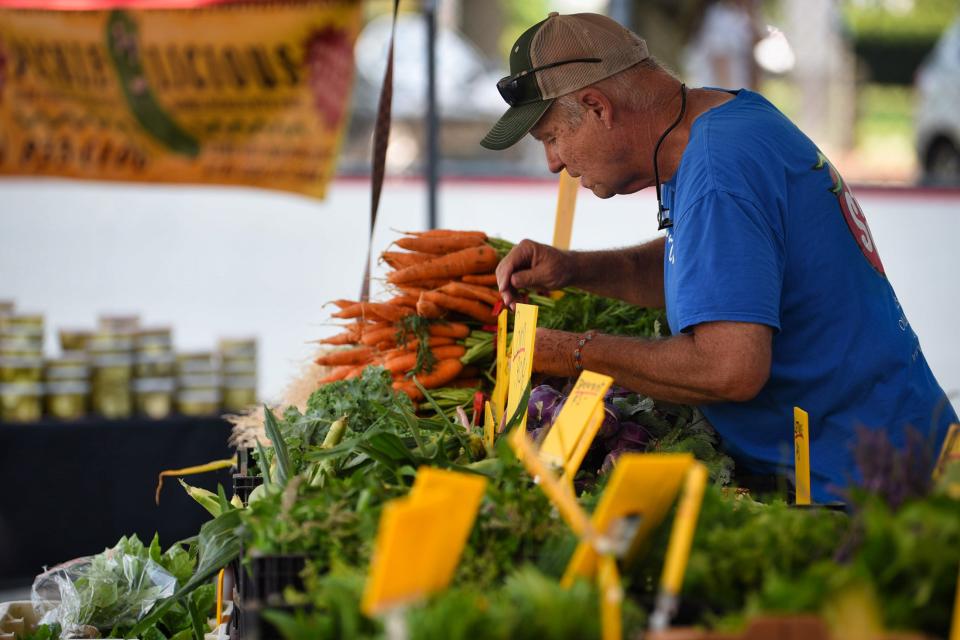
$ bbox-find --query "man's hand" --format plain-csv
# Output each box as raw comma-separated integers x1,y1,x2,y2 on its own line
496,239,575,310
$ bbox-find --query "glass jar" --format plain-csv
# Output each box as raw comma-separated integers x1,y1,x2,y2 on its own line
177,389,221,417
90,352,133,419
223,376,257,412
0,333,43,354
46,380,89,420
0,313,43,335
46,353,90,382
135,328,173,355
0,355,45,383
135,352,176,379
218,337,257,359
177,352,217,376
133,378,175,419
0,382,43,422
59,329,92,352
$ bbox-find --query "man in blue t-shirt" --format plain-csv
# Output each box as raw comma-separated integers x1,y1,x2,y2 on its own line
483,12,956,502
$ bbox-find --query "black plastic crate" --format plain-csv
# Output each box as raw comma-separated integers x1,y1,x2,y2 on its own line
232,473,263,506
248,554,307,605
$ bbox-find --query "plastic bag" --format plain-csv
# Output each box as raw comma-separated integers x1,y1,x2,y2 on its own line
31,537,176,638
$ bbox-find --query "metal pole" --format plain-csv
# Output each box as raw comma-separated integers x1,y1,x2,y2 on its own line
425,0,439,229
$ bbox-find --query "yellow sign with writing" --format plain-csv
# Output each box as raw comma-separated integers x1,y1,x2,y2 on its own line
491,309,509,430
505,303,537,433
562,453,695,586
539,370,614,477
552,169,579,251
0,1,362,198
794,406,811,505
362,466,487,616
483,400,495,449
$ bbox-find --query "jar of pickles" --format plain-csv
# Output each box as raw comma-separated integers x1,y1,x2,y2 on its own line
45,380,89,420
133,378,176,419
0,382,43,422
89,334,134,419
223,376,257,413
59,329,92,352
177,389,222,417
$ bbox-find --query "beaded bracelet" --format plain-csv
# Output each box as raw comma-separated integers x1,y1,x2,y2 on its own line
573,330,597,372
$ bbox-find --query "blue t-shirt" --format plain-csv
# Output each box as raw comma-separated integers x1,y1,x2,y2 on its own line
661,89,956,502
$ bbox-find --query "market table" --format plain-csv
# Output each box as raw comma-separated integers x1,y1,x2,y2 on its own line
0,416,234,588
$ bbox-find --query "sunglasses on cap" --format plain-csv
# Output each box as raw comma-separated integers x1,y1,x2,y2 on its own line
496,57,602,107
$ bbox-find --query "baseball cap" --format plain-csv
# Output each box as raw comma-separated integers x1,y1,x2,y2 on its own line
480,12,649,150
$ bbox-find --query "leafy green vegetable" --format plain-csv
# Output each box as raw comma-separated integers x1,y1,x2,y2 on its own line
532,290,666,338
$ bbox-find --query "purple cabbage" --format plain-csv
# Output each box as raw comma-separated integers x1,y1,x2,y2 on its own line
527,384,565,431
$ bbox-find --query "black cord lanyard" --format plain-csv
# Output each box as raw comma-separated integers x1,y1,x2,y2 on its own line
654,84,688,231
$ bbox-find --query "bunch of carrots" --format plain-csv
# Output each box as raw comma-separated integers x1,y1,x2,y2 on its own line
314,229,504,402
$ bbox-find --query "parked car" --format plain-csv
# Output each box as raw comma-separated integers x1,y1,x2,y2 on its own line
915,17,960,186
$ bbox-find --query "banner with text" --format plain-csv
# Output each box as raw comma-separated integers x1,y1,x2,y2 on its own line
0,0,362,198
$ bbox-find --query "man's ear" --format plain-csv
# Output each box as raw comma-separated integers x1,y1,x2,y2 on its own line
577,88,614,129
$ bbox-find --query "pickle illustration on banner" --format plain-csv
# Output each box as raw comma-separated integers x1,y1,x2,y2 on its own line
506,303,538,433
106,10,199,157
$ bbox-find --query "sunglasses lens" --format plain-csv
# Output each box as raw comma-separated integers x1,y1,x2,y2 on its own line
497,77,519,107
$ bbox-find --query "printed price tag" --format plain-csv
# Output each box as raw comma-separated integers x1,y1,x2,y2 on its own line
491,309,509,430
794,406,811,505
562,453,694,585
505,303,538,433
539,371,614,477
362,467,487,616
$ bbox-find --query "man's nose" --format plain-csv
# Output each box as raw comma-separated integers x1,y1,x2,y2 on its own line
544,146,564,174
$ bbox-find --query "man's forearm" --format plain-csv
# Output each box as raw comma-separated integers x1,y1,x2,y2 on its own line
568,237,665,307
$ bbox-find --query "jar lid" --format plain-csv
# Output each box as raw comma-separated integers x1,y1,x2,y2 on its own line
88,335,134,352
98,315,140,333
45,365,90,381
136,352,176,365
47,352,89,366
179,373,222,388
133,377,176,393
178,389,222,402
0,382,44,395
223,375,257,389
45,380,90,394
91,353,135,367
0,356,45,368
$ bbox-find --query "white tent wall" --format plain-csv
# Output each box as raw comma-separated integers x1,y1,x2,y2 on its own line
0,178,957,414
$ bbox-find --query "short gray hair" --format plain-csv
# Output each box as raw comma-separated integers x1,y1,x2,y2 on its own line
551,57,674,128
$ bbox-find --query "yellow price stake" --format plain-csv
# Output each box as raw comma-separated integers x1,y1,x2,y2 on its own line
563,453,695,586
552,169,579,251
361,467,487,616
483,400,496,449
659,462,708,595
794,406,811,505
950,563,959,640
509,427,594,540
539,371,614,477
491,309,509,431
598,554,623,640
934,423,960,480
505,303,538,433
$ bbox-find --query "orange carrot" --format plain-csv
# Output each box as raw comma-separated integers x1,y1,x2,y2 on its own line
332,302,412,323
380,251,435,270
395,235,486,255
388,245,500,285
401,278,455,290
327,299,357,309
397,285,428,298
392,359,464,399
462,273,498,286
317,329,360,345
344,364,371,380
387,294,419,308
439,282,500,306
422,290,494,323
417,297,445,319
427,322,471,339
385,336,455,355
314,346,374,367
404,229,488,240
383,345,466,374
318,365,355,384
359,325,398,347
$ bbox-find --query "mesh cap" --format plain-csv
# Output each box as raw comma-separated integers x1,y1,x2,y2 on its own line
481,12,649,150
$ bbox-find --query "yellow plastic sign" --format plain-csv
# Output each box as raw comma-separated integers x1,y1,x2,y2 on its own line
539,371,614,478
505,303,538,433
362,467,487,616
950,563,959,640
794,406,811,505
562,453,695,586
491,309,509,431
552,169,579,251
0,1,362,199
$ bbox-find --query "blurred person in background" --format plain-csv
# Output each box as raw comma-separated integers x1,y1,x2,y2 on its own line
482,12,956,502
683,0,763,89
